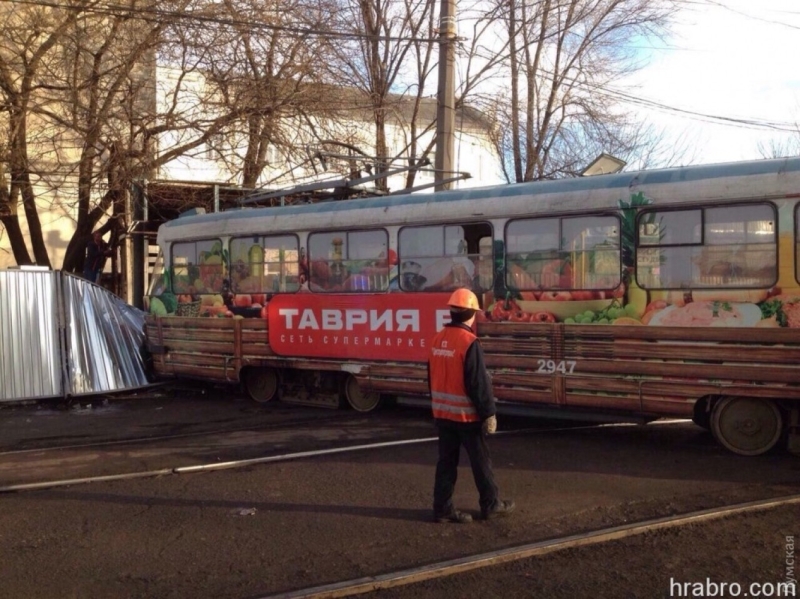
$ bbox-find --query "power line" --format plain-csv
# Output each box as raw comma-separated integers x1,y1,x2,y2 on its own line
4,0,442,43
696,0,800,32
597,86,799,133
5,0,797,136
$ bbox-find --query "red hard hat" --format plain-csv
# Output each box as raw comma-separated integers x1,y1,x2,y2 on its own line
447,288,480,310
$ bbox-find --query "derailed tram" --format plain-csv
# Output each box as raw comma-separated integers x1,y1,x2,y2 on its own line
144,157,800,456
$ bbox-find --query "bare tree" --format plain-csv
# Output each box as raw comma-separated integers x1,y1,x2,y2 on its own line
758,129,800,159
458,0,679,182
0,0,253,272
176,0,337,189
0,0,87,267
326,0,438,191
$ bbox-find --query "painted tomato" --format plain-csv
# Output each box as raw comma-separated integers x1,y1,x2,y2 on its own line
531,311,557,323
233,294,252,307
569,290,594,301
509,310,532,323
474,310,489,323
539,291,572,301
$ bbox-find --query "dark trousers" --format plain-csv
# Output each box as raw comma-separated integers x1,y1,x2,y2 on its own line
433,424,499,515
83,268,100,283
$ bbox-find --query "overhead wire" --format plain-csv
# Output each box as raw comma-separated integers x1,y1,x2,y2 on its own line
5,0,442,43
3,0,797,137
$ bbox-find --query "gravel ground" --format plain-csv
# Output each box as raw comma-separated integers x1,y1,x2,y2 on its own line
364,503,799,599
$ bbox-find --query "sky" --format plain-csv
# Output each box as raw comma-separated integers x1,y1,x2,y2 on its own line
624,0,800,166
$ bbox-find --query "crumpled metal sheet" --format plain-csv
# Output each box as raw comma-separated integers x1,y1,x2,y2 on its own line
0,269,151,402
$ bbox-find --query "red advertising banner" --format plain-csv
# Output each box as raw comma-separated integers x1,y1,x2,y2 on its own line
268,293,453,362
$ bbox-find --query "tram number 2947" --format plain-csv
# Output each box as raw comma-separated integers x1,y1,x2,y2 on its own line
537,360,577,374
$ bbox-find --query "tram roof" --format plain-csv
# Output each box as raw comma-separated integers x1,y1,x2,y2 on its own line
162,156,800,231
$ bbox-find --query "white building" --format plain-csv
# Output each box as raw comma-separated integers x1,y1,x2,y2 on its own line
153,67,505,195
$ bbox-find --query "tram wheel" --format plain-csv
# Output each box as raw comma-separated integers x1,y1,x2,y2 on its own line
710,396,783,456
243,367,280,404
343,374,381,413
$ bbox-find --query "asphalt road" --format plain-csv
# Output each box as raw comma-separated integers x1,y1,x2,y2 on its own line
1,389,798,599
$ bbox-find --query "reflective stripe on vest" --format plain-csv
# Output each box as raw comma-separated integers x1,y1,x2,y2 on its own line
429,326,480,423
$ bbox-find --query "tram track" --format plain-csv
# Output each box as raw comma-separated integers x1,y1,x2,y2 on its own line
261,493,800,599
0,410,361,456
2,410,795,599
0,419,691,493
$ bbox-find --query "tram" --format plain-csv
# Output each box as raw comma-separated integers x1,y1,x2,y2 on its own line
144,156,800,455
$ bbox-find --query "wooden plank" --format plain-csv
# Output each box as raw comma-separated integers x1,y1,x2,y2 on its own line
564,377,642,395
242,330,270,344
560,324,800,344
478,322,800,345
166,353,230,368
151,316,236,330
364,379,429,395
639,380,800,401
564,392,641,412
364,365,427,379
479,339,553,354
573,358,800,384
160,329,236,343
494,388,555,403
163,340,235,354
564,339,800,364
167,364,234,381
491,372,553,390
241,346,278,357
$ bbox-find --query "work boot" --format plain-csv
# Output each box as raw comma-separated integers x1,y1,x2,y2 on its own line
434,510,473,524
481,499,515,520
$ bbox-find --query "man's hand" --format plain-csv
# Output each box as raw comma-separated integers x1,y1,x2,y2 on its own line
483,415,497,435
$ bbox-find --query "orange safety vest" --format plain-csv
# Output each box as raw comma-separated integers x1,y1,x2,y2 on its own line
429,326,481,423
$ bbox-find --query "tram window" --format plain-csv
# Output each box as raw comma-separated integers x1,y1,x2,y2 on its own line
171,239,226,294
636,203,776,289
147,250,168,297
307,229,390,292
230,235,300,293
506,216,620,290
398,223,493,292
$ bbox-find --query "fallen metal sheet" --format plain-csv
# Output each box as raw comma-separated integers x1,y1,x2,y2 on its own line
0,269,150,402
0,269,62,401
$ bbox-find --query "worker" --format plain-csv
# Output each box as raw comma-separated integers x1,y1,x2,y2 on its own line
82,231,113,283
428,288,515,523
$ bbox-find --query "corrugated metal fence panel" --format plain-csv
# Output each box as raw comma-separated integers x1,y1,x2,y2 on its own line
0,270,63,401
0,269,150,402
62,273,150,396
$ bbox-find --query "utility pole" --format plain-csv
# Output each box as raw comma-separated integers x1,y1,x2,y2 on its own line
434,0,456,191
